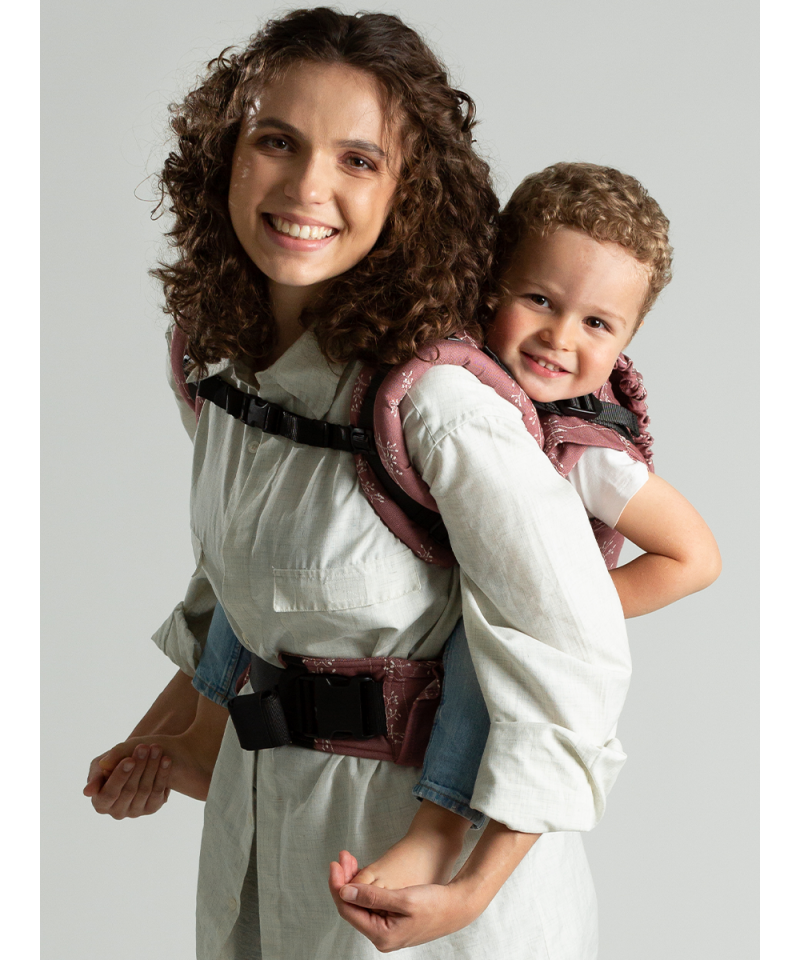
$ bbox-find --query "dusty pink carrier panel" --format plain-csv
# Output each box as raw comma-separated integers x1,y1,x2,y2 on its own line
350,334,544,567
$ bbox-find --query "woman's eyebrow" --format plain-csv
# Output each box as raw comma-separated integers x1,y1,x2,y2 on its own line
252,116,386,159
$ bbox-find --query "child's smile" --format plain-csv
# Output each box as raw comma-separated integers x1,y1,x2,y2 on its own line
487,227,650,403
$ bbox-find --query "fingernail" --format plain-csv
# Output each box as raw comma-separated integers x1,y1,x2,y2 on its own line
123,760,135,772
340,885,357,901
150,745,161,759
161,758,171,769
135,745,148,760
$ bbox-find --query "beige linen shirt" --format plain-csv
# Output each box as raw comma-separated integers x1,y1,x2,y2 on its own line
154,331,631,959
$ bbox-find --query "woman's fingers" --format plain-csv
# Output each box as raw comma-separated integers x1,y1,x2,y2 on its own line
143,753,172,815
127,746,163,817
86,744,172,818
328,869,482,951
89,755,139,817
339,882,411,915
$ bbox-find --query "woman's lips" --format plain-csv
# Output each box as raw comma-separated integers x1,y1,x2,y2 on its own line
521,353,571,378
261,213,339,251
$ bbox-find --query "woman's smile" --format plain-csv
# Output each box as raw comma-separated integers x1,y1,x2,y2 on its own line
228,61,401,323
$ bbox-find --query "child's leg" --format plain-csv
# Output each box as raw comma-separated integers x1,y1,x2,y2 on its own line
192,603,252,705
355,618,490,888
413,617,490,828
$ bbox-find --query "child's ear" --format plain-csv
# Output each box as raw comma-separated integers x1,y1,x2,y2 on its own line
628,316,645,343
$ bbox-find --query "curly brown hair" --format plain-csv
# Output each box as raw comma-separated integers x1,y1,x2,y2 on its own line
152,7,500,372
495,162,673,325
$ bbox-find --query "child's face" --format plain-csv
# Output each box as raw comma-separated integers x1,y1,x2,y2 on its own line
228,61,400,315
487,227,649,403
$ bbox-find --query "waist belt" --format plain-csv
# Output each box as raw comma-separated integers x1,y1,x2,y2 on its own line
228,652,442,768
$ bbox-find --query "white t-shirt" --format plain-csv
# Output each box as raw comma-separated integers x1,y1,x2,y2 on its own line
567,445,650,528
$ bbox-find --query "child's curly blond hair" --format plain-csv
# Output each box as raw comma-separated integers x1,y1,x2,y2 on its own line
496,162,673,325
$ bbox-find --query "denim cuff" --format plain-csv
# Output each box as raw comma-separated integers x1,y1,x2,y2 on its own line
412,778,488,829
192,636,251,706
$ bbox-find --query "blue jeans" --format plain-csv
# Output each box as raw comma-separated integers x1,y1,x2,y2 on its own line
192,603,251,705
193,607,488,826
412,618,488,827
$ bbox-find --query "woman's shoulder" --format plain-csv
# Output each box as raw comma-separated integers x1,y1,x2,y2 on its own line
401,363,527,440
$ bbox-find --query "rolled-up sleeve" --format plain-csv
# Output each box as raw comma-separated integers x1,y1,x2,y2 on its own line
402,365,631,833
151,561,218,676
151,333,216,675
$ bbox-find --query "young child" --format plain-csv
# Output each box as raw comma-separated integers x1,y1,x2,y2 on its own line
86,164,721,882
342,160,722,893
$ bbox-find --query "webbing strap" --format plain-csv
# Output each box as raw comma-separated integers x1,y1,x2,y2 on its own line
479,344,638,439
533,395,640,439
197,375,375,454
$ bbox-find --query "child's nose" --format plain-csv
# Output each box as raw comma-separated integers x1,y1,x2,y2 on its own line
539,317,575,350
284,153,332,205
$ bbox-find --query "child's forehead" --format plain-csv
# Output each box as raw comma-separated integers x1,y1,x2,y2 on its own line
507,227,646,282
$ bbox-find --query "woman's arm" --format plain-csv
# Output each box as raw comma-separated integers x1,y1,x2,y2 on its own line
329,824,541,952
83,669,198,817
610,473,722,619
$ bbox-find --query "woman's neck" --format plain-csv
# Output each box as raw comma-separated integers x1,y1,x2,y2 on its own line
258,282,323,370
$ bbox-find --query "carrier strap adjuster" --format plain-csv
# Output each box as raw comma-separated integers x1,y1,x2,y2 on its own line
197,376,377,454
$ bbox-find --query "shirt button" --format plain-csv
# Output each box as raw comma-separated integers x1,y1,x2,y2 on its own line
247,440,260,454
229,897,238,912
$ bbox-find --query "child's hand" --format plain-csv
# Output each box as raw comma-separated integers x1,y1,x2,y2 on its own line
84,742,172,819
328,850,484,951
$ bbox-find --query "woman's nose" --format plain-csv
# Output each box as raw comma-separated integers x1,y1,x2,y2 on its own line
283,153,332,205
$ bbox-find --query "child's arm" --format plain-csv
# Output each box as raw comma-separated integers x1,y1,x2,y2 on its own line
610,473,721,618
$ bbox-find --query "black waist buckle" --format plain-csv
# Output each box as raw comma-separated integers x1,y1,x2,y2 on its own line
229,662,387,751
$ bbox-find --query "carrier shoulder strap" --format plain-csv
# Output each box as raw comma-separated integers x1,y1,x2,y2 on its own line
349,336,545,567
168,329,651,571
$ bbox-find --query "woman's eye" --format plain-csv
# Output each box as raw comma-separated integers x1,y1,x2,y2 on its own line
345,155,375,171
259,135,291,151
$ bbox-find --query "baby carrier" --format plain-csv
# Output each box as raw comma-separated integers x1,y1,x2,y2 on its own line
171,329,653,570
170,328,653,761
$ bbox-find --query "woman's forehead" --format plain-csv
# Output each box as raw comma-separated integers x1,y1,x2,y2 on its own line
242,62,401,158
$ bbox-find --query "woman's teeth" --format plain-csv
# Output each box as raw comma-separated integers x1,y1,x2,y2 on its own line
270,215,335,240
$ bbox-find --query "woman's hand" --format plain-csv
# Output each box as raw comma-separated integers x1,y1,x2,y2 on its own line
84,743,172,819
84,694,229,816
328,850,486,952
328,821,541,951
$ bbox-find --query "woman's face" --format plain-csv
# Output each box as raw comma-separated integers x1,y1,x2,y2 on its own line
229,61,401,319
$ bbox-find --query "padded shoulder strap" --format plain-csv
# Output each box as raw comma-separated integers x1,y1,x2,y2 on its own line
541,353,654,479
169,326,203,421
350,336,544,567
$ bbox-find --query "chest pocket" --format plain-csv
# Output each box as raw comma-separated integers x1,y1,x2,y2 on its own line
272,551,422,645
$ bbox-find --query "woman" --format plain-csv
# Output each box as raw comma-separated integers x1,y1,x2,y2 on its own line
86,9,630,957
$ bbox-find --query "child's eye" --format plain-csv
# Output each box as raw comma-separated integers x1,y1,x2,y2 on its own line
585,317,609,331
526,294,550,308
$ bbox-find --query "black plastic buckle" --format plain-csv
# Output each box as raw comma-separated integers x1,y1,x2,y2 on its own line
556,394,602,419
350,427,376,455
228,689,293,751
224,387,246,419
293,674,386,740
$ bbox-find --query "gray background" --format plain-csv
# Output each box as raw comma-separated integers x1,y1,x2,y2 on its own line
41,1,758,957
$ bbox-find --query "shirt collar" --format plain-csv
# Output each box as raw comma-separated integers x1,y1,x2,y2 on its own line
185,331,347,419
256,331,346,419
